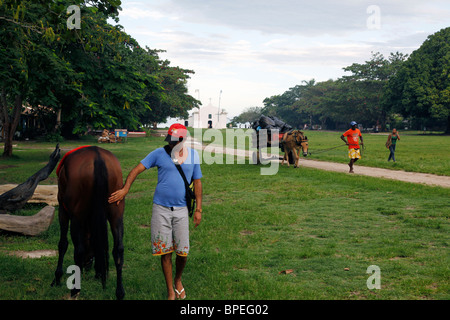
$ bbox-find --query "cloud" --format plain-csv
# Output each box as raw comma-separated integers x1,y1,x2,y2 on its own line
129,27,258,65
155,0,368,36
120,6,166,20
151,0,449,38
123,0,449,64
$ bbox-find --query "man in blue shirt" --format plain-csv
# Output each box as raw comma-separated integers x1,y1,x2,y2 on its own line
108,123,202,300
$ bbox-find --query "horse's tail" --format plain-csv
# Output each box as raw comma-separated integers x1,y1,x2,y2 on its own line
92,147,109,286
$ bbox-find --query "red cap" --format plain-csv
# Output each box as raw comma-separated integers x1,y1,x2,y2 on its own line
165,123,187,142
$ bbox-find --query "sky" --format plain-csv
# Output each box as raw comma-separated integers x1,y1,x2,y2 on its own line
111,0,450,121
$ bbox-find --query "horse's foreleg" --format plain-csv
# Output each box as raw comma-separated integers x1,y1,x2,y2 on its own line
51,208,69,287
111,216,125,300
294,148,300,168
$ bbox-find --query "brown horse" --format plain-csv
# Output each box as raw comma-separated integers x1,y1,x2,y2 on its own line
51,146,125,300
281,130,309,168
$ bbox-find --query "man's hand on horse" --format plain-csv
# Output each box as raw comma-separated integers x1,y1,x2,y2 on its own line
108,189,127,205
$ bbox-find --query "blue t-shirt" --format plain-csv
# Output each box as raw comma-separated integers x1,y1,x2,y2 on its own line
140,147,202,207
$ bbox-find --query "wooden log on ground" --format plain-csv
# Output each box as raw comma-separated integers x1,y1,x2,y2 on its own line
0,185,58,206
0,144,60,213
0,206,55,236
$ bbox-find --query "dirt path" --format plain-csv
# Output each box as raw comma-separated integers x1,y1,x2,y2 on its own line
299,159,450,188
186,138,450,188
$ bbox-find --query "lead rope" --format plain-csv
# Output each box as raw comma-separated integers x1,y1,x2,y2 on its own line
308,144,347,155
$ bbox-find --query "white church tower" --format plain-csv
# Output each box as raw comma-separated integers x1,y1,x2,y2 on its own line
186,101,228,129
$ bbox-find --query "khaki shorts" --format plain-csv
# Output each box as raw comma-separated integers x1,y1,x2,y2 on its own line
348,148,361,159
151,204,190,257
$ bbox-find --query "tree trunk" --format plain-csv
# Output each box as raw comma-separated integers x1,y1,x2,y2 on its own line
1,94,23,158
2,123,13,157
54,108,62,132
446,115,450,135
380,109,387,132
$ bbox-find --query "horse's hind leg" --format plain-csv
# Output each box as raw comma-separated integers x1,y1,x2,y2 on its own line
110,215,125,300
70,218,85,297
51,207,69,287
284,150,290,167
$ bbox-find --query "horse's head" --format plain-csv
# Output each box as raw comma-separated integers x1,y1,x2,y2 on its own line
295,131,309,157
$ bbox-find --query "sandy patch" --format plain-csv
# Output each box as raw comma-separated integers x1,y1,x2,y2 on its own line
7,249,57,259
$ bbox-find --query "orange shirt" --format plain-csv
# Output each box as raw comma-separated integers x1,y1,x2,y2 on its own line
343,128,362,149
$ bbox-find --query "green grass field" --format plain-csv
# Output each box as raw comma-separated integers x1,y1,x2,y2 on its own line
0,132,448,300
304,130,450,176
194,128,450,176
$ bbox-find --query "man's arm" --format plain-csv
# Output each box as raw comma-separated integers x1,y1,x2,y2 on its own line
340,135,348,145
108,163,146,205
193,179,202,228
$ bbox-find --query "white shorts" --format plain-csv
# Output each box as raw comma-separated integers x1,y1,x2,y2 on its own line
151,204,190,257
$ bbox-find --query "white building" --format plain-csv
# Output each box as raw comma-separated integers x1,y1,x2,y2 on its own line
185,102,228,129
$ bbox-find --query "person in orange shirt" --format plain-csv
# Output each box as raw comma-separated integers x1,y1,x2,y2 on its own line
341,121,364,173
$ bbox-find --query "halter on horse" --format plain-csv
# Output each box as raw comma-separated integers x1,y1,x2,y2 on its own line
293,131,309,156
51,146,125,300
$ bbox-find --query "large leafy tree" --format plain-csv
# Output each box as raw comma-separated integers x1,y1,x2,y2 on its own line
63,16,160,134
0,0,124,156
293,80,348,129
0,0,166,156
0,0,76,156
263,52,407,130
262,82,309,128
141,59,200,128
231,106,263,125
383,27,450,132
28,2,160,135
340,51,408,130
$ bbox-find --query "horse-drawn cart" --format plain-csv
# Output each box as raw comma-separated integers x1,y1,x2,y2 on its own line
251,115,292,165
251,115,308,166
